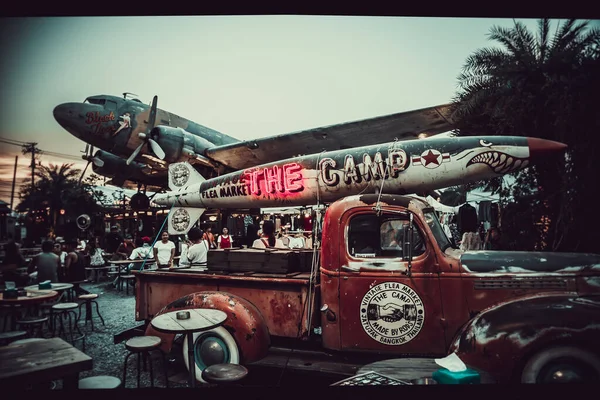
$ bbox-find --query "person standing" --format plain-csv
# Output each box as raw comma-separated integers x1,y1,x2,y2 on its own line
63,240,88,295
252,220,287,249
216,227,232,249
105,225,124,257
185,228,209,270
154,231,176,269
203,226,216,249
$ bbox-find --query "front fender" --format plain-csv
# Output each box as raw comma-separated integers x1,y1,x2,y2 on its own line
449,294,600,383
145,291,271,364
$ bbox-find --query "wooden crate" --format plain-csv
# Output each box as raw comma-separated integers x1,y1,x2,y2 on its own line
207,248,315,274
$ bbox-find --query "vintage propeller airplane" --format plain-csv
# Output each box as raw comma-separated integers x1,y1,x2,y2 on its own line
53,93,457,207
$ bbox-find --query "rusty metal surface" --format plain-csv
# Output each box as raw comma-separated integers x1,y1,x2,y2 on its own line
144,291,270,364
449,294,600,383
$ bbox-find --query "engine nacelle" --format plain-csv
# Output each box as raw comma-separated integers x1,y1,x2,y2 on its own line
150,126,215,163
91,150,164,186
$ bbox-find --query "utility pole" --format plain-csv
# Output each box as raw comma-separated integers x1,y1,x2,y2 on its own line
10,155,18,211
21,142,40,211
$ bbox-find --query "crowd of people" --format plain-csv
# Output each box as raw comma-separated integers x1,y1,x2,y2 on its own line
1,218,317,286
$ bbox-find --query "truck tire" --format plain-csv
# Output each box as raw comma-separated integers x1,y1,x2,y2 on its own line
182,326,240,384
521,346,600,383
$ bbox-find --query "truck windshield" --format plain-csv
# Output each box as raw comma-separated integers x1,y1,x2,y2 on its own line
423,210,454,251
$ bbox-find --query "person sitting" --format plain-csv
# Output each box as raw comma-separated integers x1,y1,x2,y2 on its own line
118,237,154,283
27,240,60,283
1,240,29,287
115,234,134,260
184,228,209,270
252,220,287,249
154,231,176,269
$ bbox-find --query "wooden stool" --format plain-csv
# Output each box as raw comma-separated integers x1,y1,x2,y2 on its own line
76,294,105,331
16,316,49,338
201,363,249,385
52,303,85,351
119,275,135,295
0,330,27,346
123,336,169,388
78,376,122,389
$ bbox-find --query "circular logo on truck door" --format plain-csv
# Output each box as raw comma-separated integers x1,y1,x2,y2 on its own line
359,282,425,346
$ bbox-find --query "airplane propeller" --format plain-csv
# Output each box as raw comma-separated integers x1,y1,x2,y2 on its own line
79,144,104,185
127,95,166,165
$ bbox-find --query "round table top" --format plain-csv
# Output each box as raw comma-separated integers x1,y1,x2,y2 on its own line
0,290,59,305
151,308,227,334
24,283,73,292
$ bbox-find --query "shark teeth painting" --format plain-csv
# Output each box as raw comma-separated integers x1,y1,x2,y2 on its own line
466,151,529,174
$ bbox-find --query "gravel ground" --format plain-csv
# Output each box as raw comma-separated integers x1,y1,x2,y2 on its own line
3,279,342,389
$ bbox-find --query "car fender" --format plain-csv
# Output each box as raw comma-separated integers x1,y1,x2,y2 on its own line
144,291,271,364
448,294,600,383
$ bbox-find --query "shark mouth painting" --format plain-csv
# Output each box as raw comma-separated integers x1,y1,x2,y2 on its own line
466,151,529,174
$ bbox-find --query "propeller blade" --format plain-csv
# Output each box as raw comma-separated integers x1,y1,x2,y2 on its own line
127,143,144,165
147,95,158,132
79,161,91,185
148,138,166,160
92,157,104,167
84,143,89,154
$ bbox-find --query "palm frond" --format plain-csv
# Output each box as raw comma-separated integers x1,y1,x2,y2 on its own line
537,19,551,62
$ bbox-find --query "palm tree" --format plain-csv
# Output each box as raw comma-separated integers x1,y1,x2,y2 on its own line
451,19,600,252
17,163,99,237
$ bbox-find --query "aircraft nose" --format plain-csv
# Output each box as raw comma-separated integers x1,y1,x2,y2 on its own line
527,137,568,158
53,103,78,128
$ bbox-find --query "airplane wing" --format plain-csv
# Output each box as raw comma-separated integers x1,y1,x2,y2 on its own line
205,103,455,170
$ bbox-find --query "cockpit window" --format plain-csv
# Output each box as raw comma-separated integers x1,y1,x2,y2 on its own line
84,98,106,105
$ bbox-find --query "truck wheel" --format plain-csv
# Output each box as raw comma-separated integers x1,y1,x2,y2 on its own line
521,346,600,383
182,326,240,383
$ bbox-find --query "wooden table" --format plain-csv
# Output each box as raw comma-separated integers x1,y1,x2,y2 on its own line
0,337,92,389
356,358,495,384
151,309,227,388
0,290,59,330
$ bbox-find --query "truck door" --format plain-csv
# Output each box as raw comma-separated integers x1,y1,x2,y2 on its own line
339,209,446,355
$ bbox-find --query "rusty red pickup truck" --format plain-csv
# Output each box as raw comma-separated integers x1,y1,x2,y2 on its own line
130,194,600,383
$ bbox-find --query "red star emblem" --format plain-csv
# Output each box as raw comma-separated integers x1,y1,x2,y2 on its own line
422,150,440,166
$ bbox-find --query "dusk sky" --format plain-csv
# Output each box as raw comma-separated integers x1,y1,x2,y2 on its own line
0,16,591,206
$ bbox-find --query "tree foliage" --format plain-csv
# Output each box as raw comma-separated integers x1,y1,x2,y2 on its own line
452,19,600,252
16,163,106,239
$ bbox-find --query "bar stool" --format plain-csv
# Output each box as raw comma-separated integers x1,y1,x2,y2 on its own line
76,294,105,331
119,275,136,295
52,302,85,351
16,316,49,338
0,330,27,346
123,336,169,388
201,363,249,386
79,376,122,389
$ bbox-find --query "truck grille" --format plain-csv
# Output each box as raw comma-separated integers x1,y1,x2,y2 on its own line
474,279,567,290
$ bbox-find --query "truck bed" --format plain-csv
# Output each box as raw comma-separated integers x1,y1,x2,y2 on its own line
134,268,316,338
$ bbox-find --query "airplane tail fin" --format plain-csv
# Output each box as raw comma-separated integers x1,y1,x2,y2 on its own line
168,162,205,192
167,207,205,236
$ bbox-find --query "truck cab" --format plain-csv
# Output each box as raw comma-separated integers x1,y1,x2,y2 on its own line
319,194,600,382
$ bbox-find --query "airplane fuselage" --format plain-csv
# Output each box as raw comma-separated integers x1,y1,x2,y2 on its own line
53,94,239,185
